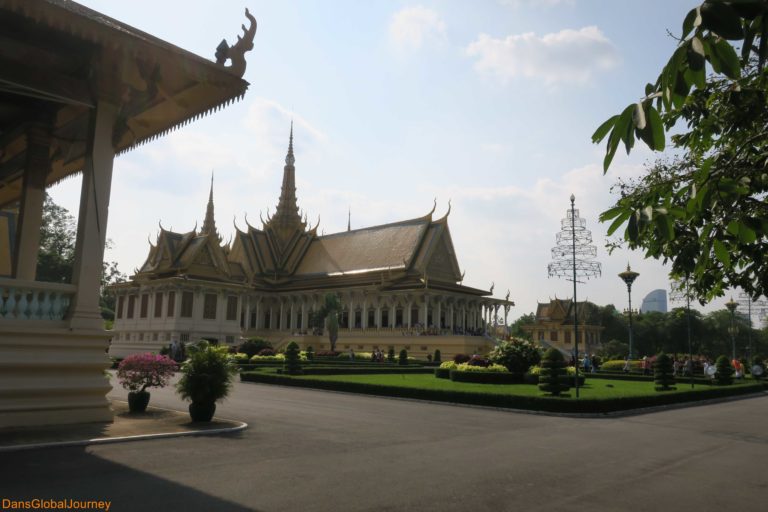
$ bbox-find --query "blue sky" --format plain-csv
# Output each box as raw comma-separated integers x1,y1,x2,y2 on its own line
51,0,754,322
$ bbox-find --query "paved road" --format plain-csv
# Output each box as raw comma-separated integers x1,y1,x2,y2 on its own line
1,377,767,512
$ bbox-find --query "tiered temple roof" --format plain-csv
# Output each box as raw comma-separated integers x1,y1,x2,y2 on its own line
133,128,491,298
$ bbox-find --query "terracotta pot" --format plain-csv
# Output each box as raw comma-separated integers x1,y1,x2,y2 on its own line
128,390,150,413
189,402,216,422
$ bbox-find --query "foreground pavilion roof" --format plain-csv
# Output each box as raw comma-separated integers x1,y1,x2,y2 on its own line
0,0,253,207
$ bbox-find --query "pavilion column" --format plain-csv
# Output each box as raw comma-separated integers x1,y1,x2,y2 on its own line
462,307,466,330
448,304,453,330
242,295,250,329
420,297,428,327
13,122,52,280
406,301,412,327
69,101,118,330
290,300,296,331
361,297,367,329
301,301,307,331
436,301,442,330
375,303,381,329
389,300,396,328
348,296,355,331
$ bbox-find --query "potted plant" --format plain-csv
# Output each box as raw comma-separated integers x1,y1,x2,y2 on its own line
116,353,177,413
176,340,237,422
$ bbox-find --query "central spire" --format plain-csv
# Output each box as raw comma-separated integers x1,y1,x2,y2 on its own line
270,122,303,232
201,171,220,240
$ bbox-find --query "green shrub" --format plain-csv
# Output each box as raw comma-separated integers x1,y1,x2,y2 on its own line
239,338,273,358
434,349,442,363
305,346,314,361
455,363,508,373
434,368,451,379
601,359,642,372
751,355,765,380
539,348,569,396
232,352,250,364
387,348,395,362
283,341,303,375
489,337,541,375
250,354,285,363
399,349,408,366
653,353,676,391
177,340,237,404
715,355,734,385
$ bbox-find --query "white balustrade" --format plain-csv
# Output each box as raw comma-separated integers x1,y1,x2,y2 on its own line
0,278,76,321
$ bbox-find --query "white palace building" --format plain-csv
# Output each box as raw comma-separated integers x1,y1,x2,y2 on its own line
109,128,513,359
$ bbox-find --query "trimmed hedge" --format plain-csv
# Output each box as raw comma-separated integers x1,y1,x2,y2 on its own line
449,370,519,384
240,372,766,414
526,374,586,387
434,368,451,379
589,372,711,384
278,367,433,376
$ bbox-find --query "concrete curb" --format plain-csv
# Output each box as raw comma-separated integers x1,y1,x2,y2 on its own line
240,379,767,419
0,401,248,453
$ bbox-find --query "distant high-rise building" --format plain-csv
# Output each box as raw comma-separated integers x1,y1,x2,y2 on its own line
640,289,667,313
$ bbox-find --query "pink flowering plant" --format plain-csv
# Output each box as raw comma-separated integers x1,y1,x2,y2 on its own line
117,353,177,392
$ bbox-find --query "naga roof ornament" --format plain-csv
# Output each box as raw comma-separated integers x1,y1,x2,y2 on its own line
215,8,257,78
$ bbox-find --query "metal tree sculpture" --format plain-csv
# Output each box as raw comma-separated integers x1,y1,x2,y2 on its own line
548,194,601,398
737,293,768,360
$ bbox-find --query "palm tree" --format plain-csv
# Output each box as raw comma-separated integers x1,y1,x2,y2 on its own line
316,293,341,352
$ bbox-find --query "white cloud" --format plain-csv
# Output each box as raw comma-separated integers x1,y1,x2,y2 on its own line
465,26,620,85
389,6,446,51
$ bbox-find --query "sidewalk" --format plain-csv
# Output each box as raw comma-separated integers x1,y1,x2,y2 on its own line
0,400,247,452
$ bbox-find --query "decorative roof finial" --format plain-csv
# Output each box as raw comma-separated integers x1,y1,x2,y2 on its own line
286,120,295,166
347,207,351,232
201,171,219,240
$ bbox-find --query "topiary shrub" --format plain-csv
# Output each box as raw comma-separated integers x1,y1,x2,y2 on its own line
305,346,314,361
715,355,734,385
433,349,442,363
490,337,542,376
399,349,408,366
387,348,396,363
653,353,676,391
258,348,276,357
283,341,303,375
538,348,569,396
453,353,471,364
239,338,273,358
751,354,765,380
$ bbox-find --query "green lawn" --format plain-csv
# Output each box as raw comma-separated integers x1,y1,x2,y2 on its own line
289,373,740,399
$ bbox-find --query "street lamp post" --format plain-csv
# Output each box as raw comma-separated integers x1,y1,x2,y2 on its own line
618,264,639,360
725,296,738,362
670,276,695,388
